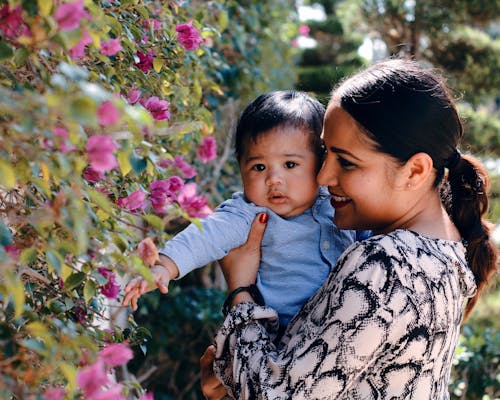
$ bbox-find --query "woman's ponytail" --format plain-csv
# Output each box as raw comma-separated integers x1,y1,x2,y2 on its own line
447,154,498,320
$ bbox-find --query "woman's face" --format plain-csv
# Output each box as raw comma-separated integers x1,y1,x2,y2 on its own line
317,105,409,234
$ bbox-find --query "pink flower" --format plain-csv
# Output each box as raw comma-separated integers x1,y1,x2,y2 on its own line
43,386,66,400
175,20,203,50
135,51,153,72
4,244,21,261
197,136,217,163
139,392,154,400
158,156,197,179
137,238,159,266
69,29,92,59
149,177,184,212
97,101,121,126
98,343,133,367
291,39,299,48
177,183,212,218
83,166,105,182
144,96,170,121
54,0,90,31
127,89,142,105
116,190,147,213
0,5,24,39
98,268,121,300
91,384,126,400
298,25,310,36
86,135,118,173
54,127,76,153
101,38,122,56
77,359,109,397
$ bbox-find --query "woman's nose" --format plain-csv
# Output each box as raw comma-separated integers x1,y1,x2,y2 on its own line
317,157,338,187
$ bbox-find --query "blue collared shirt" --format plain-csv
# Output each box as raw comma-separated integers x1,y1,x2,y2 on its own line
160,187,369,327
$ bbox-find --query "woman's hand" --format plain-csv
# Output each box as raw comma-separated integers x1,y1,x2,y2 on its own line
200,345,228,400
219,213,268,292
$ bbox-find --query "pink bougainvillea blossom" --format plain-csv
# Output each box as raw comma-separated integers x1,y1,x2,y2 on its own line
298,25,310,36
0,5,24,39
43,386,66,400
175,20,203,50
90,384,126,400
127,89,141,105
83,166,105,183
149,176,184,212
158,156,197,179
98,343,133,367
54,127,76,153
137,237,159,266
135,51,154,72
97,101,121,126
116,190,147,213
69,29,93,60
86,135,118,173
197,136,217,163
77,359,109,397
4,244,21,261
177,183,212,218
144,96,170,121
101,38,122,56
98,268,121,300
54,0,90,31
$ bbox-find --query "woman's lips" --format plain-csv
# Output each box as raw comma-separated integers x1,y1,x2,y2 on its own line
330,194,351,209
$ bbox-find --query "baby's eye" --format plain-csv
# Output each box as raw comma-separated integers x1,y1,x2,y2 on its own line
337,156,355,169
251,164,265,171
285,161,297,169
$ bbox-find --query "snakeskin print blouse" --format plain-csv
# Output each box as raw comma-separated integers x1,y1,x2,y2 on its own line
214,229,477,399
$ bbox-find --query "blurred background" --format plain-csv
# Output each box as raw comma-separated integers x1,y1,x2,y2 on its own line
128,1,499,399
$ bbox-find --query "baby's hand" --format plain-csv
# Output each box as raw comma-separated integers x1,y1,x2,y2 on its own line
122,265,171,311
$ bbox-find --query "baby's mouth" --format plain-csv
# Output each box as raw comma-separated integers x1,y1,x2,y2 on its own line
268,191,287,204
330,194,351,209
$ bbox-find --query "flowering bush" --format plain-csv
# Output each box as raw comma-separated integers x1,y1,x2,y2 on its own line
0,0,297,398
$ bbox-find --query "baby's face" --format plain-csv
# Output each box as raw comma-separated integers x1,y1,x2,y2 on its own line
239,126,319,218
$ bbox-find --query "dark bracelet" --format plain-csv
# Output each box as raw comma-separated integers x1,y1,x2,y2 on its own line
222,284,265,316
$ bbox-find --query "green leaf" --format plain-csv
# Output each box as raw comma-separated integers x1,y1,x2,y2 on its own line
46,249,63,275
20,338,46,353
0,222,13,246
70,97,97,125
219,10,229,32
64,272,86,291
129,152,147,174
0,42,14,61
117,149,132,176
0,159,16,189
19,248,37,265
83,280,97,302
87,188,115,215
143,214,164,231
5,271,25,319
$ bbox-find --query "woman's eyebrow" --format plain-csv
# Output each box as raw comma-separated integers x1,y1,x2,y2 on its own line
329,146,362,161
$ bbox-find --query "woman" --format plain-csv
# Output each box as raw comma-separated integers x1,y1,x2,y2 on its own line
202,59,497,399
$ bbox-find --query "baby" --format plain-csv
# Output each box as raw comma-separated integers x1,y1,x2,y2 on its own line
123,90,368,329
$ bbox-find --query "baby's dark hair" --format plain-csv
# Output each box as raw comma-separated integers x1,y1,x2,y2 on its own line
332,58,497,320
234,90,325,167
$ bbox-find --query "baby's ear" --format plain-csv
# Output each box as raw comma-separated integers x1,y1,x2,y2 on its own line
402,152,434,190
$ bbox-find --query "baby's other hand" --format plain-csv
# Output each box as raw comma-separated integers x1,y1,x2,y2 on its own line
122,265,171,311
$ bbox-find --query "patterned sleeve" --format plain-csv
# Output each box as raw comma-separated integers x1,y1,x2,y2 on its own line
213,240,398,399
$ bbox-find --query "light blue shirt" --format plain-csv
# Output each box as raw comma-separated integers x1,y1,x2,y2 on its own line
159,187,369,327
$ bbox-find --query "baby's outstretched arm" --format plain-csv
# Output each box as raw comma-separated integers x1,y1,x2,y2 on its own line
122,239,180,310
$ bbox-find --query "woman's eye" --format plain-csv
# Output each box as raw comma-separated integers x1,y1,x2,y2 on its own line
285,161,297,168
251,164,265,171
337,156,355,169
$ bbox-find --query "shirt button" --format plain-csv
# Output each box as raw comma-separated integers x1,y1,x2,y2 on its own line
323,241,330,250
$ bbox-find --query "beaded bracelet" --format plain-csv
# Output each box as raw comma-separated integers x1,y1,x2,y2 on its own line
222,284,265,316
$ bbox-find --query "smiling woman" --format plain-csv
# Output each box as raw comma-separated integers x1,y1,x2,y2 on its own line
206,59,498,400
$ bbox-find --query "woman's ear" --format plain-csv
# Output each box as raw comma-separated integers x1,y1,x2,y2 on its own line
401,152,434,190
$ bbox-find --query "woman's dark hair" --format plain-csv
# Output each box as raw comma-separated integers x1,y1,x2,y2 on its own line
332,58,497,320
234,90,325,168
